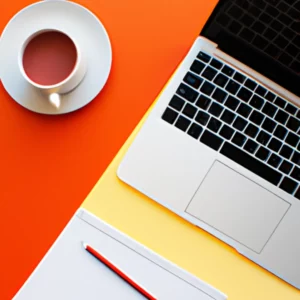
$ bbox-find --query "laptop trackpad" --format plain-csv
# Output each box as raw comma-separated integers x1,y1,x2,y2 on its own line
186,161,290,253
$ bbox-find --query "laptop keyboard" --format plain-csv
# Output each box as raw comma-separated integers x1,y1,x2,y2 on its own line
161,51,300,199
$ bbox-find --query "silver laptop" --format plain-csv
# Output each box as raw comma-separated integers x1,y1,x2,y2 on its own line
118,0,300,289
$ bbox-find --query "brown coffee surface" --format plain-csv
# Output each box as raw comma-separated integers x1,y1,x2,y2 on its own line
23,31,77,86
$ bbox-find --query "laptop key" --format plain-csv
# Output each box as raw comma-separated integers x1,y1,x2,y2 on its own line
232,132,246,146
285,104,297,115
212,88,227,103
285,132,299,147
286,117,300,133
214,73,229,88
245,79,257,90
233,116,247,131
220,125,234,140
291,166,300,181
221,109,236,125
175,116,191,132
268,153,282,168
256,130,271,146
190,60,205,75
237,103,252,118
187,123,203,139
182,103,197,119
169,95,185,112
233,72,246,83
183,72,203,89
209,102,224,117
291,167,300,181
207,117,222,133
249,110,264,126
274,97,286,108
265,91,276,102
162,108,178,124
210,58,223,70
195,110,210,126
275,109,289,125
245,123,259,138
196,95,211,110
225,96,240,110
274,125,287,139
250,95,264,110
225,80,240,95
197,51,211,63
255,146,270,161
280,145,293,160
268,138,282,153
200,130,223,151
221,65,234,76
279,177,298,194
200,81,215,96
237,87,252,102
262,118,276,133
262,102,277,118
279,160,293,175
244,139,258,154
220,142,282,185
255,85,267,97
176,83,199,102
202,66,218,81
292,152,300,166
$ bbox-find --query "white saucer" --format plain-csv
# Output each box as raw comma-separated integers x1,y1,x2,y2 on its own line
0,0,112,114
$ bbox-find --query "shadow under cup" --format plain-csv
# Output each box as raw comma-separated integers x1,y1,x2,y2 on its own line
22,31,78,86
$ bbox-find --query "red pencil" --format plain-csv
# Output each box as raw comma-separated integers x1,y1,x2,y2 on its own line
82,242,157,300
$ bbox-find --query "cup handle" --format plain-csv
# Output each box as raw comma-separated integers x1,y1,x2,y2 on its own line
49,93,61,109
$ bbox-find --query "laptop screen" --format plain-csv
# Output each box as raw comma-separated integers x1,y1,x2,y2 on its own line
201,0,300,98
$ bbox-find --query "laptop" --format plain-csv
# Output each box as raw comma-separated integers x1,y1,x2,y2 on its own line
118,0,300,289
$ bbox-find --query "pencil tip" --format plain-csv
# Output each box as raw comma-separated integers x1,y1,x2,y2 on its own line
82,241,87,249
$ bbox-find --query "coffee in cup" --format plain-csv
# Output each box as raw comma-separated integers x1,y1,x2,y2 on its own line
19,29,87,109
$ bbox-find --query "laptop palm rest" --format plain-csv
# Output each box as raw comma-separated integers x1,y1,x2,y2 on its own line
186,161,290,253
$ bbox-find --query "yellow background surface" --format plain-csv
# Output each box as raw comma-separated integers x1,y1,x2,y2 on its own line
82,80,300,300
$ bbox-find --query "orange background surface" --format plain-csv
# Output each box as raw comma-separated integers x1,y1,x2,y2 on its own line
0,0,217,299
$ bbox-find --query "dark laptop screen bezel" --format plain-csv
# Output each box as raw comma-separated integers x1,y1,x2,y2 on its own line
201,0,300,98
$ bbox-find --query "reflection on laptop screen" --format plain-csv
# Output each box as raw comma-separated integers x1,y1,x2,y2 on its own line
202,0,300,97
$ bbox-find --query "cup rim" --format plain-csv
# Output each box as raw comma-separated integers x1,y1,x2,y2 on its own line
18,29,81,89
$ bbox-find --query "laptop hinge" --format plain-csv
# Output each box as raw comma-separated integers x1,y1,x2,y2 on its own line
197,37,218,55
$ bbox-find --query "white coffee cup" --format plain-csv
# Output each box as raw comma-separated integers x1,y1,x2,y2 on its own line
18,29,87,109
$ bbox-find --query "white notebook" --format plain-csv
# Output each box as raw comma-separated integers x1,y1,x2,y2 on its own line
14,209,227,300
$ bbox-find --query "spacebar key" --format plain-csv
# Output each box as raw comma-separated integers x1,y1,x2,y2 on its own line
220,142,282,186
